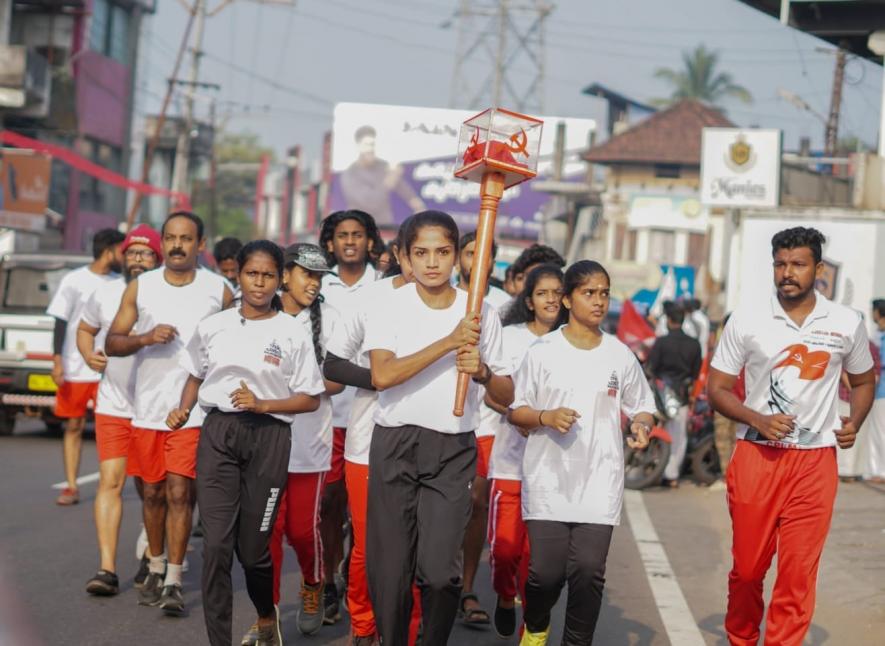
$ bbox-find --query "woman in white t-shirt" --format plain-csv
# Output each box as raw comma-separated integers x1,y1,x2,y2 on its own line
265,243,344,638
509,260,656,646
482,264,566,638
363,210,514,646
167,240,325,646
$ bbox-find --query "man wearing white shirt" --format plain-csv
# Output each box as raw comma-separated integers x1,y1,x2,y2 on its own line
317,208,381,621
77,224,162,595
47,228,124,506
708,227,875,646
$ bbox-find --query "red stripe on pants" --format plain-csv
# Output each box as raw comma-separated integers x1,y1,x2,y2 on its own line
270,472,326,605
726,441,837,646
488,478,529,604
345,460,422,642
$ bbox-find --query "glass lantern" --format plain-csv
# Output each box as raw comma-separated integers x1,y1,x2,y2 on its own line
454,108,543,189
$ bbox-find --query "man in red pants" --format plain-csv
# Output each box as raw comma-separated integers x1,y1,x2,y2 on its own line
708,227,875,646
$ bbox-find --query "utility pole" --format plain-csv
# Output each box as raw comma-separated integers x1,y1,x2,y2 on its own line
825,46,847,157
171,0,207,195
449,0,552,113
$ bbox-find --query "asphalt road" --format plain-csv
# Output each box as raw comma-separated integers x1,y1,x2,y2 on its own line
2,417,884,645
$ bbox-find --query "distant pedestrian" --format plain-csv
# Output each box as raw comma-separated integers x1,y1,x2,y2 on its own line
862,299,885,482
212,237,243,288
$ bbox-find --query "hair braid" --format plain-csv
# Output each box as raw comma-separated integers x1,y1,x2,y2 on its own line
309,296,324,364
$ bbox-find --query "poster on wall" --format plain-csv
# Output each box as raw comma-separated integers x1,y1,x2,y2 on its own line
700,128,781,208
328,102,595,239
0,149,51,232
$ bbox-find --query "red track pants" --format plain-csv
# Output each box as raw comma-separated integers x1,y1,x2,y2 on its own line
726,441,838,646
270,472,326,605
345,460,421,642
488,478,529,604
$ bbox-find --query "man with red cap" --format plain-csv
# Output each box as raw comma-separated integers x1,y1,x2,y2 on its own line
78,224,163,596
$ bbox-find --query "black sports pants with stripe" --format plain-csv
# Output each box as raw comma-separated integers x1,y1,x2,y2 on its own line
366,424,477,646
196,410,291,646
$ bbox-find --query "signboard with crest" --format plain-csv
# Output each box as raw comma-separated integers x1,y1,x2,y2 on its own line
700,128,781,208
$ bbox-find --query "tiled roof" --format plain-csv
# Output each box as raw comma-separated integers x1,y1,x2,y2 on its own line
583,99,734,165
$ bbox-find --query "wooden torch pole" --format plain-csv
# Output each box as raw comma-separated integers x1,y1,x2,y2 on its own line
453,170,505,417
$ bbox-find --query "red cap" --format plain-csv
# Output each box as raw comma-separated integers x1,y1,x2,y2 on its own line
123,224,163,262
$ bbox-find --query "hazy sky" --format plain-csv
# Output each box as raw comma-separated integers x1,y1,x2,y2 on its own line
137,0,883,161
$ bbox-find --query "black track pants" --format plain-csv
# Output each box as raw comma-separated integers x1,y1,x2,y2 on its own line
196,410,291,646
524,520,614,645
366,424,476,646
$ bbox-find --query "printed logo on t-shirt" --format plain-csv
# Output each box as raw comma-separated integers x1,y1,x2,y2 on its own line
607,371,619,397
263,340,282,367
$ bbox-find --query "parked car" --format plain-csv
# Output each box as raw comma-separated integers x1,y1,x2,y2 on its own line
0,251,91,435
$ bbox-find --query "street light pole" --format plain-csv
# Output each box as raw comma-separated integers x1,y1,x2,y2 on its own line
171,0,207,196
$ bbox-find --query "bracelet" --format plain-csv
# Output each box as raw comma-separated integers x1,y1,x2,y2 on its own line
471,363,492,385
538,410,545,428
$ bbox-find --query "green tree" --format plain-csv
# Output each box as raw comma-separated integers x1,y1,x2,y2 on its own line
652,44,753,109
191,132,275,243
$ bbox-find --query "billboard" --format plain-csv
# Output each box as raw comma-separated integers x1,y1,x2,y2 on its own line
0,149,51,232
328,102,596,239
700,128,781,208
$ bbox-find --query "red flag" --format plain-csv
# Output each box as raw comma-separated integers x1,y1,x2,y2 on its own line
617,299,655,351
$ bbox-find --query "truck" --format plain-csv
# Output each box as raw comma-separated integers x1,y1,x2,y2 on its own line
0,251,91,435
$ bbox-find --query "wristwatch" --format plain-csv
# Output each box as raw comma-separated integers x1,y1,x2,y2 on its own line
472,363,492,385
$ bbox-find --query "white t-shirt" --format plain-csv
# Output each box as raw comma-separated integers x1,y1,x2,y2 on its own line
80,277,135,418
485,285,512,313
182,308,325,426
485,323,541,479
365,283,511,435
514,330,656,525
321,265,378,428
711,292,873,449
132,268,227,430
46,265,118,383
325,277,397,465
287,303,338,473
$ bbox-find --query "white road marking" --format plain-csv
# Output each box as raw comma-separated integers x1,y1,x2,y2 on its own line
51,471,100,490
624,489,707,646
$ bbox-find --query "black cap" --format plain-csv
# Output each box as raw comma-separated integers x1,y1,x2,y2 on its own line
284,243,336,274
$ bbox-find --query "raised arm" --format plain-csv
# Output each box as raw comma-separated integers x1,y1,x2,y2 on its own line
105,280,177,357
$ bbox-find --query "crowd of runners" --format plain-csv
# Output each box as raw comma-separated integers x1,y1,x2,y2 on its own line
44,207,882,646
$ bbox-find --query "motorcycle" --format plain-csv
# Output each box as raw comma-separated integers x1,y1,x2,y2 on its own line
684,396,721,485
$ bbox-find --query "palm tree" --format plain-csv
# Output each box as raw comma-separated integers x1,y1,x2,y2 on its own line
652,44,752,109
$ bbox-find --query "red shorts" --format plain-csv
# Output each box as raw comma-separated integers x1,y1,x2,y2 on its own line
327,427,346,484
127,426,200,483
95,413,133,462
475,435,495,479
53,381,98,419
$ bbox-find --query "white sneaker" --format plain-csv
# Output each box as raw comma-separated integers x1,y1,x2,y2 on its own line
183,556,189,573
708,479,727,492
136,525,148,561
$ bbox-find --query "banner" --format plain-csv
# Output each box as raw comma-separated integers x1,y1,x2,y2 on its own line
0,149,51,232
328,103,595,238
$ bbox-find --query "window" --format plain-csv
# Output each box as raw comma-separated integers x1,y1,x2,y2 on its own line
687,232,707,268
613,223,637,261
78,139,125,216
89,0,131,65
648,230,675,265
654,164,681,179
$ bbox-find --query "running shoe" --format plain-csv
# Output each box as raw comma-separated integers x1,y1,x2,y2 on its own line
297,581,325,635
240,622,261,646
85,570,119,596
248,605,283,646
138,572,164,606
323,582,341,625
56,487,79,506
493,597,517,638
134,555,150,588
350,634,377,646
519,625,550,646
159,583,185,616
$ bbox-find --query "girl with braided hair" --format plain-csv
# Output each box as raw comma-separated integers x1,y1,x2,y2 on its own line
255,243,344,643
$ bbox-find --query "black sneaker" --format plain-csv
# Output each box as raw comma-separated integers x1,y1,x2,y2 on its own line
134,555,150,588
159,583,185,616
138,572,164,606
86,570,119,596
493,598,517,638
323,582,340,625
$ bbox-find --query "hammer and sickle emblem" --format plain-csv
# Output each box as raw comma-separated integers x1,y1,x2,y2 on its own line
507,129,529,157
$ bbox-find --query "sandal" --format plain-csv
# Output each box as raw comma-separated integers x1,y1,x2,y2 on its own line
459,592,490,629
